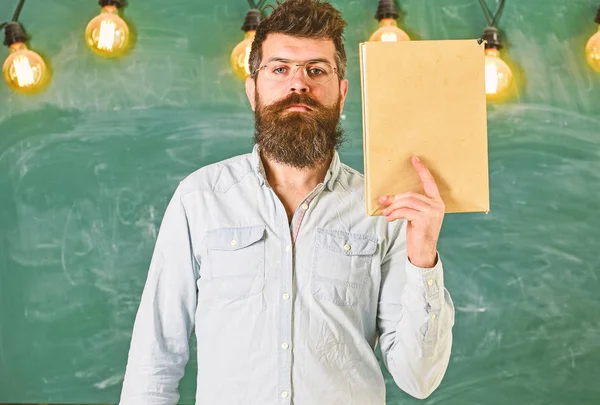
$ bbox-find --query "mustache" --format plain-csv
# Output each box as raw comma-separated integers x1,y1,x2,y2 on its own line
267,92,322,112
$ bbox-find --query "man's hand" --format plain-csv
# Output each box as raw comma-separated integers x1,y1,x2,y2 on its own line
379,156,445,268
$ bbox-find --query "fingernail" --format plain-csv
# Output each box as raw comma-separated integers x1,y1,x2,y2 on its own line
414,156,421,162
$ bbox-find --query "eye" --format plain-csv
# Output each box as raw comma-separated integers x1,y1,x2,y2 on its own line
308,67,326,76
271,65,289,75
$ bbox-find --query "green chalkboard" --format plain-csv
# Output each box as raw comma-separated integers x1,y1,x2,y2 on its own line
1,0,599,404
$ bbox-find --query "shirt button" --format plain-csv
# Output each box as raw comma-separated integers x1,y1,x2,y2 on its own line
282,293,290,300
281,391,289,398
301,203,309,210
281,342,289,350
343,244,351,251
285,245,291,252
427,279,434,286
431,314,437,321
230,239,237,247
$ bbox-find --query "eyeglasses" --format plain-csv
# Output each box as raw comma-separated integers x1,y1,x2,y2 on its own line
251,60,339,83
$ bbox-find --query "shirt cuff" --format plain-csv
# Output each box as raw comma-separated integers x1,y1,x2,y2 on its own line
405,252,446,357
405,252,444,297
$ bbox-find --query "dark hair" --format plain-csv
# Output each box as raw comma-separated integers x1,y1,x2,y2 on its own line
248,0,348,80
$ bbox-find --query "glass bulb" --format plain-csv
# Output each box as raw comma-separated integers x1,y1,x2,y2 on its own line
85,5,130,58
2,42,49,93
369,18,410,42
231,30,255,80
585,26,600,72
484,48,513,97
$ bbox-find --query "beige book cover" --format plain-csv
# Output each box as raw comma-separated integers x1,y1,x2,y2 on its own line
359,39,489,216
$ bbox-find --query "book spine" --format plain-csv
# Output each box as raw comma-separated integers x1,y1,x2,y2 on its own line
359,43,372,216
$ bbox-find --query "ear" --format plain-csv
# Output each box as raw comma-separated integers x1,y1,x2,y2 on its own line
339,79,349,113
245,76,257,111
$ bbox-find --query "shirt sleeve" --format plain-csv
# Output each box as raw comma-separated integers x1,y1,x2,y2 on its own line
376,220,455,400
119,185,199,405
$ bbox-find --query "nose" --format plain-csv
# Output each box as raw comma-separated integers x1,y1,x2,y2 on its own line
288,66,309,93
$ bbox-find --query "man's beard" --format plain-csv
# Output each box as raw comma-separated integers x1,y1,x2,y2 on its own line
253,90,345,169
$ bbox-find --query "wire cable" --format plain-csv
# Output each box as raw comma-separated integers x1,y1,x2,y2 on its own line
477,0,506,27
11,0,26,22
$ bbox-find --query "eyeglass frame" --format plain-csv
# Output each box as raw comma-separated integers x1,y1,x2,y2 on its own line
250,59,340,83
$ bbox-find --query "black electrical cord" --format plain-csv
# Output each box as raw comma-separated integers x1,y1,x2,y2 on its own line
247,0,267,10
478,0,506,27
12,0,26,21
3,0,29,47
1,0,26,35
478,0,507,49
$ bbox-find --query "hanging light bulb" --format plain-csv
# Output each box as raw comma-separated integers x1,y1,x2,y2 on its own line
2,22,49,94
370,18,410,42
482,26,513,98
230,30,254,79
585,5,600,72
231,9,261,80
85,0,130,58
369,0,410,42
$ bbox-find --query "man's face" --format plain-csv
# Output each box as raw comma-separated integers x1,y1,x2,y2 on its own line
246,33,349,169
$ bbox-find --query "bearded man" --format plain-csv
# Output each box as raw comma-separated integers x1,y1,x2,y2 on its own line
119,1,455,404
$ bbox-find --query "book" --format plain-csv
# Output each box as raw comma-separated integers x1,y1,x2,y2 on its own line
359,39,490,215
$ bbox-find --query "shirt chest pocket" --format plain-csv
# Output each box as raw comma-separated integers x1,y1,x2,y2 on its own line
311,228,378,306
202,225,266,301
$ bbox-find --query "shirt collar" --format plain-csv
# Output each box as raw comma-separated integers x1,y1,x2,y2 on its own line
251,144,341,191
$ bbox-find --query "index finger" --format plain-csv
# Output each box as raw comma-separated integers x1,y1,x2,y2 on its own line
412,156,441,199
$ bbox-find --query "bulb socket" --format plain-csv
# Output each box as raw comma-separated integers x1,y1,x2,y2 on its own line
375,0,399,21
3,22,28,47
595,4,600,25
241,9,261,31
482,26,503,50
99,0,125,8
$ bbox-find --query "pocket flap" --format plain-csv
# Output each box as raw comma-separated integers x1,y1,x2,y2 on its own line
207,225,266,251
317,228,378,256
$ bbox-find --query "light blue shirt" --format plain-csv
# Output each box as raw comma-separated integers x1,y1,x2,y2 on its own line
119,145,455,405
